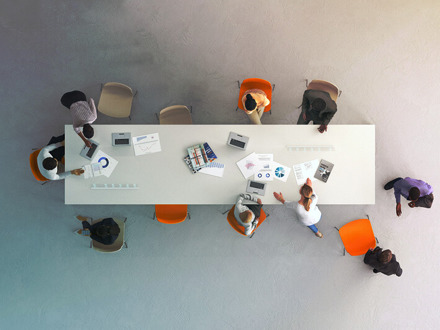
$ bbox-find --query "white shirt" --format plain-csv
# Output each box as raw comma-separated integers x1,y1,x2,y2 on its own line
234,193,259,235
284,194,321,226
71,99,97,134
37,143,71,180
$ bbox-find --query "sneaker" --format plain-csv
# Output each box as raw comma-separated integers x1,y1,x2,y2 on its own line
315,231,323,238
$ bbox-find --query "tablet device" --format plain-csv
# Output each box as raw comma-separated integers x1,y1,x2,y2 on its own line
80,140,99,160
112,132,132,146
227,132,249,150
246,180,267,196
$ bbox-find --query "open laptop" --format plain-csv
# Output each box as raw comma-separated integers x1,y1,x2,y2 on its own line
80,140,99,160
246,180,267,196
227,132,249,150
112,132,132,146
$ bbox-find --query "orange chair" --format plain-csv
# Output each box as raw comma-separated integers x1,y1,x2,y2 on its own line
153,205,190,224
335,217,378,256
225,206,268,238
306,79,342,103
237,78,275,114
29,149,49,185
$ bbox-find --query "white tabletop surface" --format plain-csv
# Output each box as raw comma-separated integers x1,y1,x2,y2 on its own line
65,124,375,205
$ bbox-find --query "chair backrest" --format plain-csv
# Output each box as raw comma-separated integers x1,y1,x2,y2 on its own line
29,149,49,182
98,82,134,118
226,206,266,236
91,218,126,253
159,105,193,124
307,80,340,102
238,78,273,112
155,205,188,224
338,218,376,256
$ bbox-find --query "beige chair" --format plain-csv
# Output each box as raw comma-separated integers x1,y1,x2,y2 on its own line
90,217,127,253
157,105,193,124
98,82,136,119
306,79,342,102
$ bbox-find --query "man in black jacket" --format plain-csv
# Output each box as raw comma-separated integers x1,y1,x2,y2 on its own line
297,90,337,133
364,246,403,277
76,216,120,245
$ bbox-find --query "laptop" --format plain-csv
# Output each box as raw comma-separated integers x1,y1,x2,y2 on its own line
246,180,267,196
227,132,249,150
80,140,99,160
112,132,132,146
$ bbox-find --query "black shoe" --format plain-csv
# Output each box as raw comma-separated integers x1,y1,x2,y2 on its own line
384,178,403,190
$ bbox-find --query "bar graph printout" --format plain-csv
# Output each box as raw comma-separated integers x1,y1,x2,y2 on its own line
132,133,162,156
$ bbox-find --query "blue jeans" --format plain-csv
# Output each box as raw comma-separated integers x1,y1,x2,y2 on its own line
307,224,318,233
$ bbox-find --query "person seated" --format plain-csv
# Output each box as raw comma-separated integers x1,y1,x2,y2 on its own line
234,193,263,236
76,216,120,245
242,89,270,125
384,177,434,216
364,246,403,277
37,135,84,180
61,90,97,148
297,89,337,133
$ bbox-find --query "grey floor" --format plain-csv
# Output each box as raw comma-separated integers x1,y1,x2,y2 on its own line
1,1,440,329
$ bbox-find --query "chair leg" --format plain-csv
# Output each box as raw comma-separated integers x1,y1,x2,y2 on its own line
249,232,255,238
237,80,240,89
133,90,138,97
272,83,275,91
90,241,93,248
343,248,346,256
151,212,156,220
155,113,159,122
222,209,230,215
235,106,238,112
375,237,379,244
189,105,193,113
334,226,339,231
124,218,127,223
124,241,128,248
129,115,132,121
187,213,191,220
338,90,342,97
41,181,49,186
305,79,309,88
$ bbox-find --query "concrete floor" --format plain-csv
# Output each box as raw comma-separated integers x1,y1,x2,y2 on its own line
1,1,440,329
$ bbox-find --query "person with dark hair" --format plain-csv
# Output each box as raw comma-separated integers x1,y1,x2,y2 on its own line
273,177,323,238
61,90,97,148
37,135,84,180
234,193,263,236
364,246,403,277
76,216,120,245
384,177,434,216
297,89,337,133
241,89,270,125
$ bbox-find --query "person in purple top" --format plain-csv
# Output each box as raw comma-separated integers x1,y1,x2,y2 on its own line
384,177,434,216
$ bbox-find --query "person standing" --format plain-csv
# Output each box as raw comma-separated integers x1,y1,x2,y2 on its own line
234,193,263,236
364,246,403,277
384,177,434,216
61,90,97,148
297,89,337,133
242,90,270,125
273,178,323,238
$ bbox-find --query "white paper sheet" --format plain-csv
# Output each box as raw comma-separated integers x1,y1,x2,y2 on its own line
91,150,118,178
198,162,225,177
82,162,104,179
132,133,162,156
293,159,319,185
272,161,292,183
253,154,274,181
236,152,259,179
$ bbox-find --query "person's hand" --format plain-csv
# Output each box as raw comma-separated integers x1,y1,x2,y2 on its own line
85,140,92,148
71,169,85,176
302,112,307,121
408,201,416,208
273,192,285,203
306,178,312,186
318,124,327,133
396,203,402,216
257,198,262,205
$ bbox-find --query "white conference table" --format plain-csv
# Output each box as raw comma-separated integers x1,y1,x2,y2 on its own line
65,125,375,205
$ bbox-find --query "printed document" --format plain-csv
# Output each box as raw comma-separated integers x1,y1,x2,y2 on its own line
293,159,319,185
132,133,162,156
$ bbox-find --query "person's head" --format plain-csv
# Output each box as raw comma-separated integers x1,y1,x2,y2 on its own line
82,124,94,139
42,157,57,171
95,223,120,238
244,94,257,111
239,210,253,223
409,187,420,201
300,184,313,211
378,250,392,264
311,98,326,112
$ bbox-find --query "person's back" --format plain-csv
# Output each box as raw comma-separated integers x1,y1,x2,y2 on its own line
234,193,262,236
89,218,120,245
364,247,403,277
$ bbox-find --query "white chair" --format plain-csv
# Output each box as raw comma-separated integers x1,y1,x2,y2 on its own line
157,105,193,124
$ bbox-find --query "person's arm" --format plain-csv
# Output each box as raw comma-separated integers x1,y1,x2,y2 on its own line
301,92,310,116
364,247,381,264
395,261,403,277
393,180,403,204
88,98,97,117
77,131,92,148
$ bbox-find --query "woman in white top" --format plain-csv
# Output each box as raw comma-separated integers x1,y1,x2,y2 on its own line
242,89,270,125
273,178,323,238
